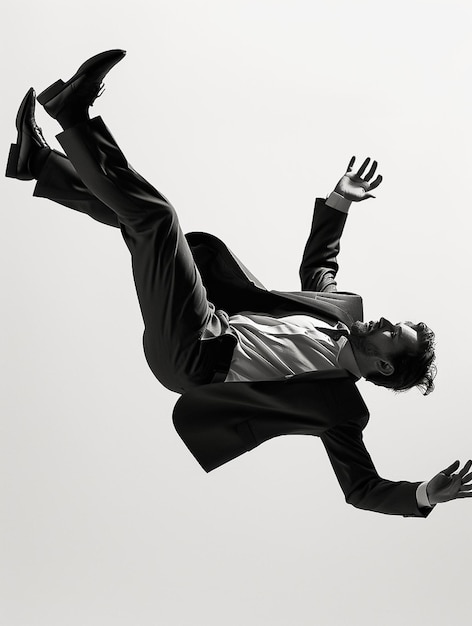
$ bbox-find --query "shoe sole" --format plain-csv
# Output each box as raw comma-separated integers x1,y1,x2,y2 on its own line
5,88,35,180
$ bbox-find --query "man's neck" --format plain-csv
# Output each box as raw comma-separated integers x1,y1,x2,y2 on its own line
338,338,362,379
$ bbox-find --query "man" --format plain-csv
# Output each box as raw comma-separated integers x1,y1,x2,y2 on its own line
6,49,472,517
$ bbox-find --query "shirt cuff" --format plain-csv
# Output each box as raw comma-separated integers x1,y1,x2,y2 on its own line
325,191,352,214
416,481,432,509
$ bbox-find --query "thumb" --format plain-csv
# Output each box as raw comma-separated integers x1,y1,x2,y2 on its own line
441,460,460,475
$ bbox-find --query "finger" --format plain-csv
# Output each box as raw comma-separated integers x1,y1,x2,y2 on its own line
356,157,370,177
364,160,378,181
363,194,375,200
442,460,461,476
455,492,472,498
459,484,472,491
461,471,472,483
346,156,356,172
458,459,472,478
368,175,383,191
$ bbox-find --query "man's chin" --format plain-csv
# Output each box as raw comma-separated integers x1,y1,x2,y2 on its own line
351,319,381,337
350,321,370,337
349,321,374,353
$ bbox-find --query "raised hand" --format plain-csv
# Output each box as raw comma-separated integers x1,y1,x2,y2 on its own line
426,460,472,505
334,156,383,202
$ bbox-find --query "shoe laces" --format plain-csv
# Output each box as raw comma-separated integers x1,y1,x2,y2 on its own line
29,118,49,148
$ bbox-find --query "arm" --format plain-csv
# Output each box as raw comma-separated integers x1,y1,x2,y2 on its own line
321,420,433,517
299,156,383,292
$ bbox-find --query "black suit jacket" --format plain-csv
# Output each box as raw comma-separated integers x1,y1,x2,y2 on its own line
173,199,431,518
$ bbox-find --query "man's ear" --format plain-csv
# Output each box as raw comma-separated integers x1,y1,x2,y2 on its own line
375,359,394,377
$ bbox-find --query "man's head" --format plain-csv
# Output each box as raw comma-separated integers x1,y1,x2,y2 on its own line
349,317,436,395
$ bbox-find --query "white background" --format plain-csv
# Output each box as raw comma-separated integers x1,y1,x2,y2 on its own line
1,1,471,624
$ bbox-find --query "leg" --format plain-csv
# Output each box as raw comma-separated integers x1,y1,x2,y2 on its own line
57,117,228,392
34,149,120,227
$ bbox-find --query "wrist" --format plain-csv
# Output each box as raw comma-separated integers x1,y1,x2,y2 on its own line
426,481,438,506
417,481,434,508
326,191,351,214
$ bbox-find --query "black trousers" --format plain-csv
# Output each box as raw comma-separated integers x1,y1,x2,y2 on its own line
34,117,229,393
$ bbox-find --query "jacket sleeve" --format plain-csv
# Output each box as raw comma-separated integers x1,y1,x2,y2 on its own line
299,198,348,292
320,420,434,518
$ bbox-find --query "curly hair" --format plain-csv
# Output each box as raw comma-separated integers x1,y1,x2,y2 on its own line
365,322,437,396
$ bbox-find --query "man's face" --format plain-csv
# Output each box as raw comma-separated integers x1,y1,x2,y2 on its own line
350,317,420,361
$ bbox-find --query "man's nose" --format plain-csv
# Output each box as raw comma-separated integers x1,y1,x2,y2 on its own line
379,317,394,331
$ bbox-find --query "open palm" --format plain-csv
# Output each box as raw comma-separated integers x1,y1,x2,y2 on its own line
334,156,383,202
427,460,472,505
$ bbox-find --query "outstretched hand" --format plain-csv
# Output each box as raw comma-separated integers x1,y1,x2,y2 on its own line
334,156,383,202
426,460,472,505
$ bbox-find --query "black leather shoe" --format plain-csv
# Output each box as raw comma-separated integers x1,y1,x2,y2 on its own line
6,87,50,181
37,49,126,121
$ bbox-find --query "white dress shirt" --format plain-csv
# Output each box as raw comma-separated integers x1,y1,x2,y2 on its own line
225,314,356,382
